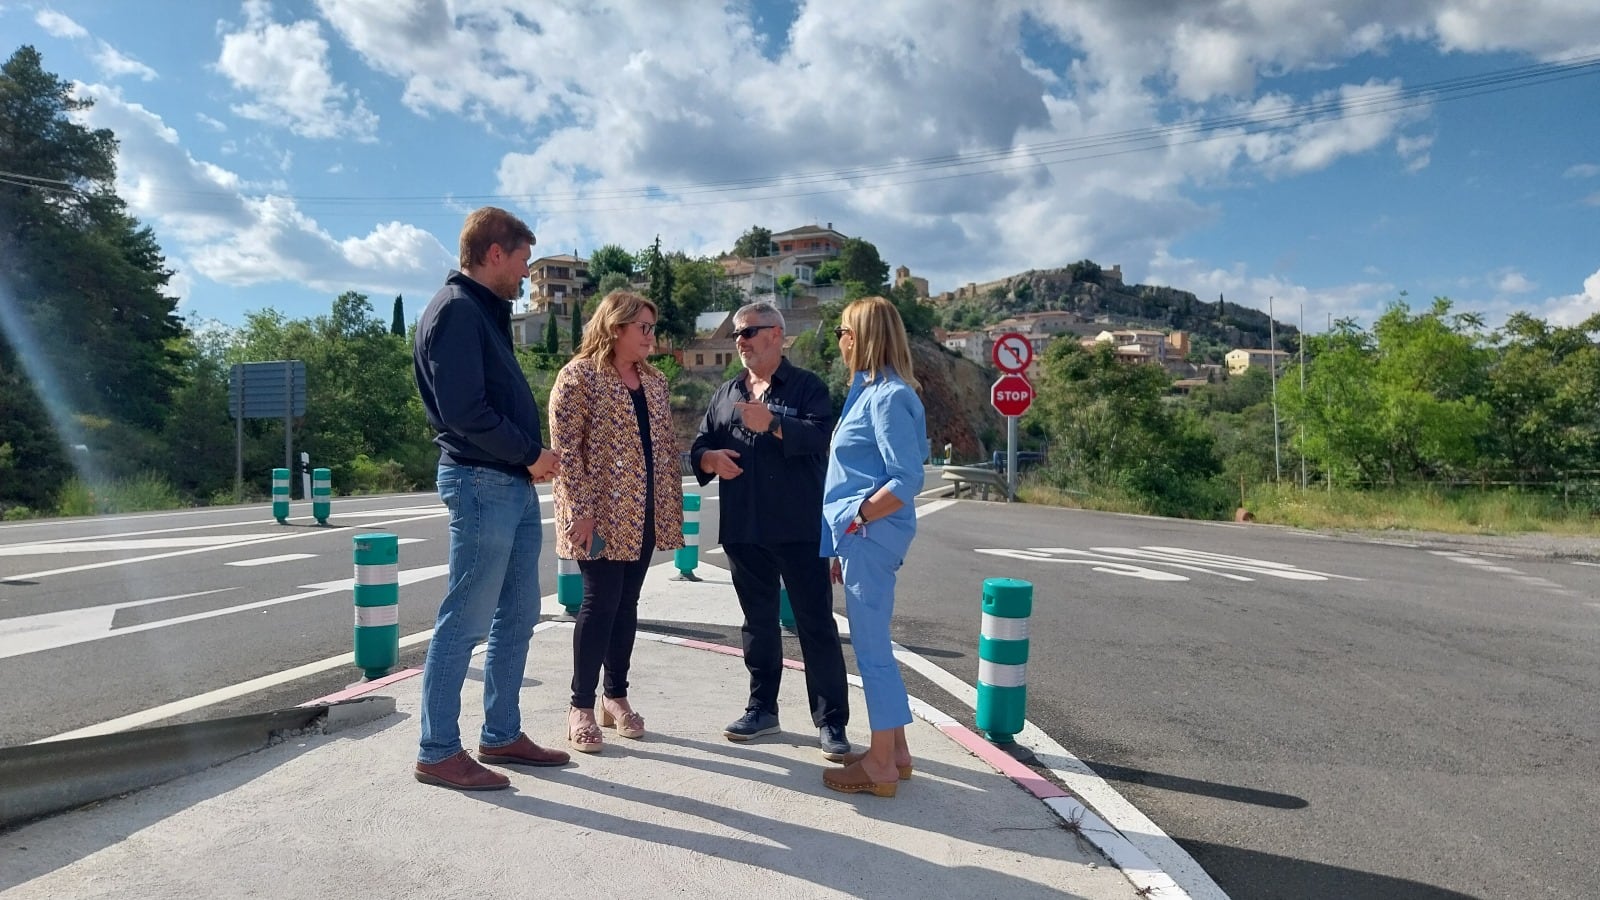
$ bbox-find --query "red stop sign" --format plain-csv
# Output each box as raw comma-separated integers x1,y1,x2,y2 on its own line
991,374,1034,416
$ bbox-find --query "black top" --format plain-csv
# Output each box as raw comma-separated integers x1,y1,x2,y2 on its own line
629,384,655,551
690,357,833,545
413,270,543,477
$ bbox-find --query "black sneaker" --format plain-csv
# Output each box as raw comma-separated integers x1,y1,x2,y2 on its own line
818,723,850,761
724,709,780,741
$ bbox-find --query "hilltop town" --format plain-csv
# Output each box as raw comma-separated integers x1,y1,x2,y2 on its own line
503,223,1300,392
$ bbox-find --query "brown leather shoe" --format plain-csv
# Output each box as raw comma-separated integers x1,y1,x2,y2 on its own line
415,750,510,791
477,733,572,767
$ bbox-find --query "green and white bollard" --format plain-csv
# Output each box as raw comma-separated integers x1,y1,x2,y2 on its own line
778,577,795,632
975,577,1032,744
673,493,701,581
352,532,400,680
556,555,583,615
272,467,291,524
312,467,331,525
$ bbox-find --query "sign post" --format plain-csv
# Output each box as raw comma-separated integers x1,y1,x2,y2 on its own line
991,333,1035,502
229,361,307,500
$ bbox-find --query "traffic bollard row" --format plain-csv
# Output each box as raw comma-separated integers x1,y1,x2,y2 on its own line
352,532,399,680
272,467,290,523
975,577,1032,744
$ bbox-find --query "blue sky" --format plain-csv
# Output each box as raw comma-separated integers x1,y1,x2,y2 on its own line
3,0,1598,333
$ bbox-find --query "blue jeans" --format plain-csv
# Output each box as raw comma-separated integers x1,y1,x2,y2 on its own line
418,463,545,764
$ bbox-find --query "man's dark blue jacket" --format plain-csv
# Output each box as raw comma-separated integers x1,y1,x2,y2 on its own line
413,271,544,477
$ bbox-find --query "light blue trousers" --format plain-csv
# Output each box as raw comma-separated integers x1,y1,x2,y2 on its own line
838,534,912,732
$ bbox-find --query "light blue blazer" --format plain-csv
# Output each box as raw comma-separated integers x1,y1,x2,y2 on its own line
820,369,928,562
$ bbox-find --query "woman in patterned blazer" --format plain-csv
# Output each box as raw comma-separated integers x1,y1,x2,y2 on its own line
550,290,684,753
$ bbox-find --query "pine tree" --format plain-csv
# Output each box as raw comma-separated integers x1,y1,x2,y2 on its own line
544,313,559,355
391,295,405,336
569,306,582,352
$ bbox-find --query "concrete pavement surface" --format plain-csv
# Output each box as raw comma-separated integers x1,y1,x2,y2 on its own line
0,560,1176,900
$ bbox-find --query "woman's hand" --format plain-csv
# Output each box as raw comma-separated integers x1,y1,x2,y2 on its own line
568,517,597,554
829,558,842,585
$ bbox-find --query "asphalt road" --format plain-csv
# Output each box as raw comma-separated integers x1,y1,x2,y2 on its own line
896,503,1600,900
4,485,1598,899
0,485,719,744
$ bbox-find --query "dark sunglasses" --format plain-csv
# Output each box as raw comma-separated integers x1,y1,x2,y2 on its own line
731,324,778,341
832,326,852,338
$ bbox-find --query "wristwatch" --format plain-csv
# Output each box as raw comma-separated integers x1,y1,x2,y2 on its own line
851,511,870,530
765,415,781,435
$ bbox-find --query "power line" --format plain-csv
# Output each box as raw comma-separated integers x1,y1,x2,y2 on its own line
3,52,1597,213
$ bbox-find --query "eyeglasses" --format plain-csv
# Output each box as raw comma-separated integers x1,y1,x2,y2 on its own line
832,326,852,338
731,324,777,341
628,320,657,336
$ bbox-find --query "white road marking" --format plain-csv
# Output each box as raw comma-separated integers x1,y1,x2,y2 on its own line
1570,561,1600,568
0,566,449,660
6,511,447,581
227,553,318,567
0,535,268,556
0,589,236,660
397,538,426,545
33,617,569,743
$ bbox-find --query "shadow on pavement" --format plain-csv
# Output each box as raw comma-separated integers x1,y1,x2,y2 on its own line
1084,760,1309,809
1181,838,1486,900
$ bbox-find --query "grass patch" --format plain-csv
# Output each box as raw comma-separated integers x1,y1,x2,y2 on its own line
1245,483,1600,535
54,472,187,516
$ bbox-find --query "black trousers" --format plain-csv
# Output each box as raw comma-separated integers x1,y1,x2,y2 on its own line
570,525,654,709
723,541,849,727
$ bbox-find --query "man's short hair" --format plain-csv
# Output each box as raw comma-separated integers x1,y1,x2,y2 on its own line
734,300,785,332
459,206,535,269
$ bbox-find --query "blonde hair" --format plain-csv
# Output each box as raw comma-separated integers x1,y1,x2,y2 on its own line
841,296,918,391
575,290,657,367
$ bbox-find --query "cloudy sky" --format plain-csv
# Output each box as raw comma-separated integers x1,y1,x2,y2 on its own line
4,0,1598,331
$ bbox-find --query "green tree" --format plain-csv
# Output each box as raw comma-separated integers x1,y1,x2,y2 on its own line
732,225,774,258
837,237,889,293
569,306,582,352
812,259,842,285
587,243,634,286
391,295,405,336
1030,341,1226,517
544,313,559,355
0,46,185,507
642,236,683,343
1483,311,1600,479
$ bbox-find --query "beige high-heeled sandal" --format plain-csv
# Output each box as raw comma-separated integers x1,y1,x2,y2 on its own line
568,706,604,753
599,698,645,739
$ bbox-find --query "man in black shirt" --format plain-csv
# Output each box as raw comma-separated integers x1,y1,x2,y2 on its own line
691,301,851,759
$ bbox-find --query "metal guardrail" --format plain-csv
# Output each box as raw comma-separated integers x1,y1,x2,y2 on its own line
941,465,1008,501
0,697,393,829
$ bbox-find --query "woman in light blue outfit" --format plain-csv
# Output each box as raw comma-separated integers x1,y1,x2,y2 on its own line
820,296,927,798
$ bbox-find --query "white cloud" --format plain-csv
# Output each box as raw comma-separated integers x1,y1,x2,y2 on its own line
196,113,227,132
71,82,449,297
1494,270,1536,294
1564,163,1600,178
34,9,158,81
1538,268,1600,326
216,1,378,141
1584,191,1600,207
91,43,157,81
34,9,87,39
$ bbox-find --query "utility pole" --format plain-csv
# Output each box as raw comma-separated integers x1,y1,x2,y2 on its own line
1299,302,1307,490
1268,295,1281,484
